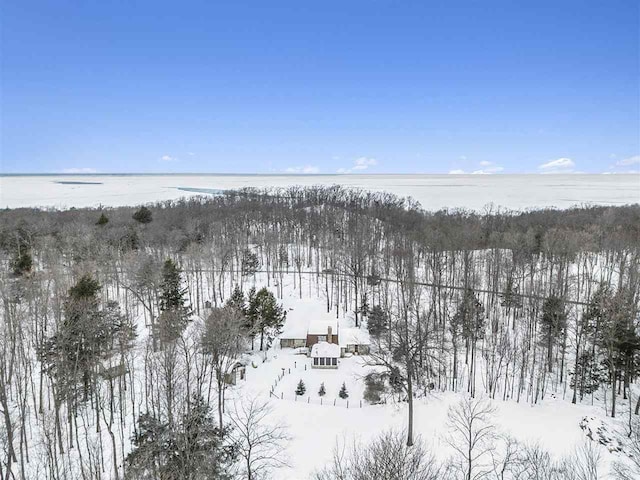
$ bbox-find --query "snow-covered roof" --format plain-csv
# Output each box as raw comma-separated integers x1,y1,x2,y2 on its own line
280,308,309,339
339,327,371,346
311,341,341,358
308,318,338,335
280,319,308,339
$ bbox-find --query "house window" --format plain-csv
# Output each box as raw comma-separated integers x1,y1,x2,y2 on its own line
318,335,326,342
320,358,325,366
332,358,337,366
313,358,318,365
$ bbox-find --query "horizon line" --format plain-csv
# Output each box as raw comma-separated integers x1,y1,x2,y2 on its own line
2,172,639,176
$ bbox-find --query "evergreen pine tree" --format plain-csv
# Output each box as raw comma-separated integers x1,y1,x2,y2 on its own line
158,259,192,342
12,245,33,276
339,382,349,399
367,305,388,337
96,213,109,225
127,395,236,479
39,274,134,403
132,206,153,224
241,248,259,277
226,285,246,315
318,382,326,397
295,379,306,396
359,292,370,317
457,288,485,342
540,294,567,373
248,287,287,351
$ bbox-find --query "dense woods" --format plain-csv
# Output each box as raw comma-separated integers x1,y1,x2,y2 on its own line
0,186,639,479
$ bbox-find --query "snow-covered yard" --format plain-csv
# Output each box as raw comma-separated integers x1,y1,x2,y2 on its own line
222,279,636,478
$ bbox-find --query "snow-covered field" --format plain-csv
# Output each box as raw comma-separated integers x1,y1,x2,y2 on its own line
1,173,639,210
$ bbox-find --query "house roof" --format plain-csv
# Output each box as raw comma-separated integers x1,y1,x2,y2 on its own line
280,320,308,339
339,327,371,346
311,341,341,358
280,307,309,339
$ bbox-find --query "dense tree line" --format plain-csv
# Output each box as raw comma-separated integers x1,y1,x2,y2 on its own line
0,186,638,478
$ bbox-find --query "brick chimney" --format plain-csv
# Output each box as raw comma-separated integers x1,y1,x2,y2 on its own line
327,326,333,344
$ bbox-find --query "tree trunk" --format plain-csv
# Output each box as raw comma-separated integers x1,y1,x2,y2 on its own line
611,368,617,418
217,376,224,430
406,365,414,447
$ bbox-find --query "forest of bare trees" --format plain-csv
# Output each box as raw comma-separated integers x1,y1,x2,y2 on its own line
0,186,638,479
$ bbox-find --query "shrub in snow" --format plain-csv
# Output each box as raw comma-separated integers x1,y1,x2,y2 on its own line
339,382,349,399
295,379,306,396
314,429,439,480
318,382,326,397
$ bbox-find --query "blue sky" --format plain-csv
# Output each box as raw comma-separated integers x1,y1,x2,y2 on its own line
1,1,638,174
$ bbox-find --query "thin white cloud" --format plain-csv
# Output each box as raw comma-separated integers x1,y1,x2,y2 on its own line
451,161,503,175
472,167,504,174
538,158,575,172
62,168,98,174
338,157,378,173
475,163,504,174
187,152,195,156
616,155,640,167
284,165,320,174
160,155,178,162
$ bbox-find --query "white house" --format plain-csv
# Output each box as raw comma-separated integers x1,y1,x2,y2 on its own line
311,341,340,369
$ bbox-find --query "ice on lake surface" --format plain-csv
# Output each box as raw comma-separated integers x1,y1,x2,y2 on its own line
1,173,638,210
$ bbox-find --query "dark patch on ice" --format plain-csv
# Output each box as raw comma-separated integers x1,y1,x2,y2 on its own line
378,184,479,188
55,181,103,185
176,187,225,195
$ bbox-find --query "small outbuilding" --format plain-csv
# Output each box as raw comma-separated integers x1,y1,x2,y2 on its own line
311,341,340,369
340,327,371,355
224,361,247,385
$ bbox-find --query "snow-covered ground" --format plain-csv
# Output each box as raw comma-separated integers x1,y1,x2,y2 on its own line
1,173,639,210
4,265,636,479
232,346,631,478
225,275,635,479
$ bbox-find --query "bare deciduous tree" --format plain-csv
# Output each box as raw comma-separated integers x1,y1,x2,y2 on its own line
446,396,496,480
227,396,290,480
201,306,247,429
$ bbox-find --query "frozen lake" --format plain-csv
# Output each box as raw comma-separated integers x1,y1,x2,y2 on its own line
1,174,638,211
